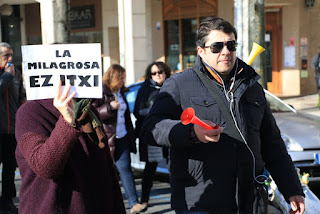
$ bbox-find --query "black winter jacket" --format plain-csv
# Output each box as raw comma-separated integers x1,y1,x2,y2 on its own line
0,68,25,134
134,79,164,162
141,56,303,213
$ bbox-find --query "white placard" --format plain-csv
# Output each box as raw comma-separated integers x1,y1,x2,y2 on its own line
21,43,103,100
284,46,296,67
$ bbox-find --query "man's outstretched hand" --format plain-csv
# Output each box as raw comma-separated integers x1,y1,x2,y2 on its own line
289,195,305,214
193,120,224,143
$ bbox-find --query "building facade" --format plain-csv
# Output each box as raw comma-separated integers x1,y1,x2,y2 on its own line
0,0,319,97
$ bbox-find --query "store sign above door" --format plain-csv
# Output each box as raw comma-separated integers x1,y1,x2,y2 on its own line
70,5,95,29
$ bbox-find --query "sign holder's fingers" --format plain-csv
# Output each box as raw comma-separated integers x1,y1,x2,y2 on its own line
64,91,76,105
60,84,72,101
55,80,62,101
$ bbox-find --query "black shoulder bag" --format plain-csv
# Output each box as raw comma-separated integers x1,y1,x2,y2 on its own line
192,67,243,142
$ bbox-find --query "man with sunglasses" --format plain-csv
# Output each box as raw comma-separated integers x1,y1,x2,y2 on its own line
141,17,305,214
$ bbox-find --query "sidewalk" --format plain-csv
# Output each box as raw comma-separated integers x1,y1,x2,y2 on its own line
282,93,320,117
122,172,173,214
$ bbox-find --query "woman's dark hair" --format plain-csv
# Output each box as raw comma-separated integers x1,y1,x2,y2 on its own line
195,17,237,48
145,61,171,80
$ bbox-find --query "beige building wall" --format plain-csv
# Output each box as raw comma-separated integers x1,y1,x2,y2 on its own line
132,0,147,82
217,0,234,25
101,0,119,70
299,0,320,95
150,0,164,63
266,0,320,96
8,0,320,95
281,0,300,96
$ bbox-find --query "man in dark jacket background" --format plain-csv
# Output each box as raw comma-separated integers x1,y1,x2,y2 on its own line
0,42,25,213
141,17,305,214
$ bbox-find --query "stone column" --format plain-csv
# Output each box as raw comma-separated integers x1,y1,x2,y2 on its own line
101,0,119,71
39,0,70,44
118,0,134,84
118,0,147,84
236,0,266,88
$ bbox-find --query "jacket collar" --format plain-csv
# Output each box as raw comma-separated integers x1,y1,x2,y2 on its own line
141,79,161,89
195,55,260,89
148,79,161,89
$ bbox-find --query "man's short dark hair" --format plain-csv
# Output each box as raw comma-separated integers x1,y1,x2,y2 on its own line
195,17,237,48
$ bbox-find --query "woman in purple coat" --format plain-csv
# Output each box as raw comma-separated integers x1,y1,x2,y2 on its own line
15,82,125,214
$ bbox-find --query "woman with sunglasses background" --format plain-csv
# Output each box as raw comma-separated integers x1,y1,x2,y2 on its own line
133,61,171,211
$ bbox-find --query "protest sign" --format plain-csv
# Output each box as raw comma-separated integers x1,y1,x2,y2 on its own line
21,43,103,100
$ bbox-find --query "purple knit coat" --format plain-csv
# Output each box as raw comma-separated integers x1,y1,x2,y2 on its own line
15,99,126,214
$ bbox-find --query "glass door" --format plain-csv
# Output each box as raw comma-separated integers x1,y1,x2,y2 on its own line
182,18,198,70
165,20,180,71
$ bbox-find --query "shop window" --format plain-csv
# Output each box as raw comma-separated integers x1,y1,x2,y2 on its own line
182,18,198,70
70,0,103,49
165,20,180,71
164,17,210,72
163,0,217,71
1,5,22,69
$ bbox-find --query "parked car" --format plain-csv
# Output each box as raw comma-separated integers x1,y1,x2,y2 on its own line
265,90,320,183
126,81,320,183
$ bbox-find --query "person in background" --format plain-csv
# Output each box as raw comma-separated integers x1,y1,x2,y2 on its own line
0,42,25,213
15,82,125,214
311,46,320,108
133,61,171,210
92,64,146,214
140,17,305,214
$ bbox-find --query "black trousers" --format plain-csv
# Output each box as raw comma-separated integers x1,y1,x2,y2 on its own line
141,161,158,203
0,134,17,201
141,148,170,204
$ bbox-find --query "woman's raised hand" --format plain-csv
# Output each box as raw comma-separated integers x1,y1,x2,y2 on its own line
53,81,76,125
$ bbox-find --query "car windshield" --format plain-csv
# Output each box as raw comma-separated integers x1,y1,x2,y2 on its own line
265,91,294,113
126,82,143,113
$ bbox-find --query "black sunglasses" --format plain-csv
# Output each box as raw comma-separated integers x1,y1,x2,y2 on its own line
204,40,237,53
151,70,163,75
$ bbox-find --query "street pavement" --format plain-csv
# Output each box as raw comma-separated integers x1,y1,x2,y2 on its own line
122,171,173,214
6,169,173,214
3,93,320,214
282,93,320,117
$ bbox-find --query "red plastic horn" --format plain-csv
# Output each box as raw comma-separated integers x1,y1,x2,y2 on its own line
180,107,219,129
